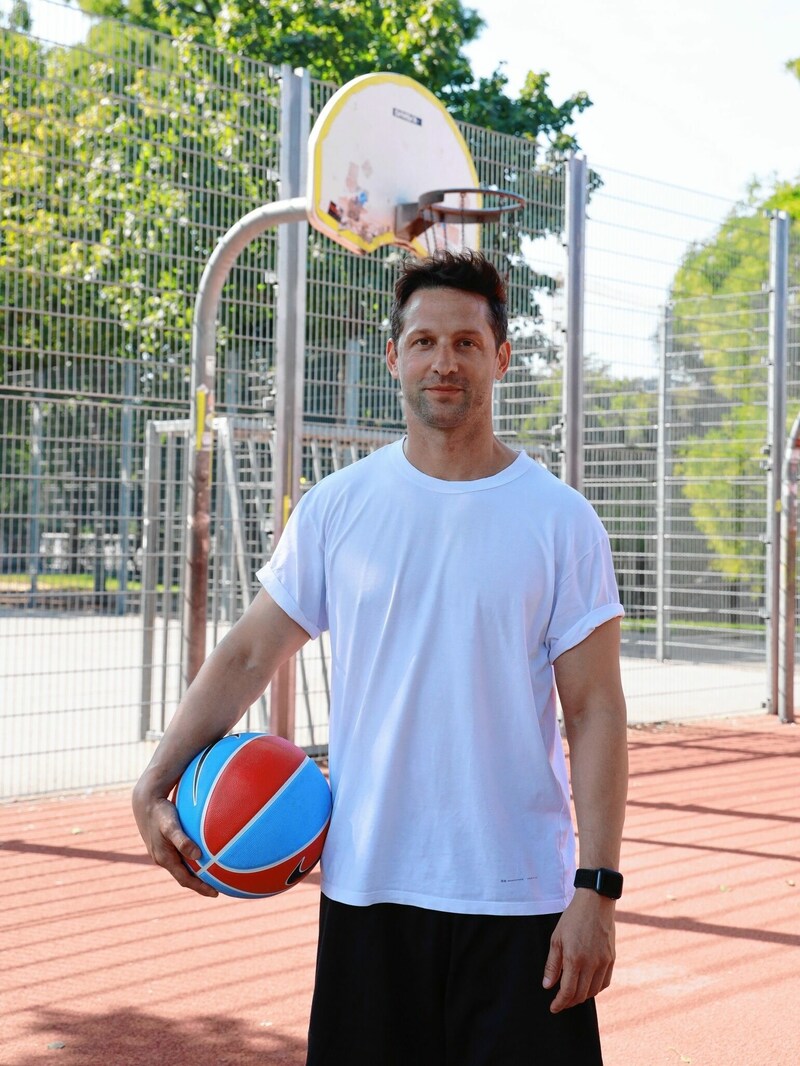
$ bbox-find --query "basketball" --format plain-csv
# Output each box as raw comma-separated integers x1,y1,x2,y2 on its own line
173,732,332,898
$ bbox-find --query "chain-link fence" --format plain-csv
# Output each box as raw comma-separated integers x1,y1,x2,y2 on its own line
582,173,799,720
1,6,285,794
1,2,798,797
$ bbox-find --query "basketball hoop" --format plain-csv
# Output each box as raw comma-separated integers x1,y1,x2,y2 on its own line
395,187,525,254
307,74,527,256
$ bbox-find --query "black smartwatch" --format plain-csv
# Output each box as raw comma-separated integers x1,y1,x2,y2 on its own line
574,867,624,899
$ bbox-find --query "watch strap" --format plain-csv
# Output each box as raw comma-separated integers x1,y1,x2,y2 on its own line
574,867,624,899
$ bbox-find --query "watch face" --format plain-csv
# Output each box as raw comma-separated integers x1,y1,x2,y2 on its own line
597,869,623,899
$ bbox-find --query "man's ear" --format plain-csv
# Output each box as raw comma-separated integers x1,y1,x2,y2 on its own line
495,340,512,381
386,338,400,380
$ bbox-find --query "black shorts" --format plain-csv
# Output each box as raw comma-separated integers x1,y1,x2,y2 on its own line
306,894,603,1066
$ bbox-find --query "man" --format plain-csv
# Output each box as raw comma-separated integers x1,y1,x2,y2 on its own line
133,251,628,1065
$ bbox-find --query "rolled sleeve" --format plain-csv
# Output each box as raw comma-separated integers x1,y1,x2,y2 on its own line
548,601,624,662
257,564,322,639
546,533,624,664
256,491,328,639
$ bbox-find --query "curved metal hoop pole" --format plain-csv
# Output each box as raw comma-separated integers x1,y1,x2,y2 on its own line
184,197,307,689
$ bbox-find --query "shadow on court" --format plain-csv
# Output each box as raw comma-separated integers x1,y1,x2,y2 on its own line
11,1007,307,1066
2,715,799,1065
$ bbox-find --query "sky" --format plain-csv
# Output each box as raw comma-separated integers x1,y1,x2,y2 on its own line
465,0,800,203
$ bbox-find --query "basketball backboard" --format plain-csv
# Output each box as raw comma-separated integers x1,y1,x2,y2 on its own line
307,72,482,256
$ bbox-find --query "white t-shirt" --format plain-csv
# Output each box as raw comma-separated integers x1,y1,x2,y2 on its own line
258,439,623,916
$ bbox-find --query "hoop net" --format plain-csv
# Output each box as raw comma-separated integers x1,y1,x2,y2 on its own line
411,188,525,255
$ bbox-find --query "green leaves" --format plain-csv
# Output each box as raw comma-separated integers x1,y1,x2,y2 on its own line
0,17,280,401
666,165,799,591
73,0,592,151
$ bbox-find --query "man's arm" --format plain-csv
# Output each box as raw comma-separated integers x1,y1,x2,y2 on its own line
132,589,310,896
544,616,628,1012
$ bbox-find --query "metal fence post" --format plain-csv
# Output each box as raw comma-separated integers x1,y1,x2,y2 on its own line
27,365,43,609
765,211,789,714
270,66,311,741
344,337,361,426
656,305,672,662
116,359,134,616
563,154,587,492
778,411,800,724
140,422,160,740
219,349,239,623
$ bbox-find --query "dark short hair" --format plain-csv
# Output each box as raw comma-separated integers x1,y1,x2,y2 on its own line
389,250,508,349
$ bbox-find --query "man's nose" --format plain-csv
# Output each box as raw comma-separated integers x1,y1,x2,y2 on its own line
430,343,458,375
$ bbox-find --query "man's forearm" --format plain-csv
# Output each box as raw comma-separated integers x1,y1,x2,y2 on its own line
553,619,628,870
545,677,627,1013
137,635,269,796
137,589,310,798
564,700,628,869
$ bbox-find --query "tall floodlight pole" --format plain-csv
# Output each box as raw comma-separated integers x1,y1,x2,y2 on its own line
765,211,788,715
563,154,587,492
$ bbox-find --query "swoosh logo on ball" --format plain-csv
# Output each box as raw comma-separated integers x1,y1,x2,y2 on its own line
286,856,318,886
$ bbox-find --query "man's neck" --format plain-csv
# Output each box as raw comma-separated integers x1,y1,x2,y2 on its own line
402,427,518,482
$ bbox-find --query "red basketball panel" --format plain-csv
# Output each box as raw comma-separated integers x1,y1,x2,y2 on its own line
206,820,328,895
202,736,306,854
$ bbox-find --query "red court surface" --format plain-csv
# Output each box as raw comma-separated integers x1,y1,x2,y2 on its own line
2,715,799,1065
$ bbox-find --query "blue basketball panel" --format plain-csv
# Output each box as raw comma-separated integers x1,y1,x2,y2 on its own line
174,733,259,858
218,760,331,871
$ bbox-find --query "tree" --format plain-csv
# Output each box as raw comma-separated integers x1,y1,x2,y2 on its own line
665,58,800,600
453,65,591,156
3,0,31,31
76,0,592,152
0,16,282,572
1,18,278,393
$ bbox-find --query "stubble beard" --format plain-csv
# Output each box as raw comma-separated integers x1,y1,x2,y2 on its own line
402,382,476,430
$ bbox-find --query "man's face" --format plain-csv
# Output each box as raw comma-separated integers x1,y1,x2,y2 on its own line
386,288,511,432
